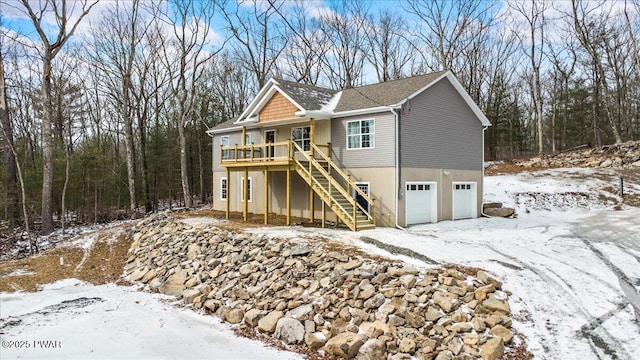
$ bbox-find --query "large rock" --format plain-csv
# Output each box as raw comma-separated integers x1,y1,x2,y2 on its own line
482,202,502,209
244,309,265,327
258,310,284,333
187,244,200,260
289,244,311,256
388,266,419,277
129,267,149,281
225,308,244,324
484,207,515,217
274,318,305,344
363,293,385,309
480,337,504,360
305,332,327,349
159,270,187,297
324,332,366,358
482,295,510,313
433,291,458,313
357,339,386,360
182,289,201,304
399,338,416,353
490,324,514,344
359,321,390,338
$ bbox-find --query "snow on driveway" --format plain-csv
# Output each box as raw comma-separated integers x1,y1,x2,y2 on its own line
0,279,301,360
247,168,640,359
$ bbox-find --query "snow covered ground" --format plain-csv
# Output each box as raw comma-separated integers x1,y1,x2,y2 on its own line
0,279,302,359
1,167,638,359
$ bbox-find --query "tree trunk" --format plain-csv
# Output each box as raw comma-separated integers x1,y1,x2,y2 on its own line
41,55,55,234
123,108,137,215
178,118,192,208
0,50,20,227
138,115,152,213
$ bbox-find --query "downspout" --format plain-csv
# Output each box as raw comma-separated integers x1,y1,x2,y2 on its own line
481,126,489,217
390,106,406,230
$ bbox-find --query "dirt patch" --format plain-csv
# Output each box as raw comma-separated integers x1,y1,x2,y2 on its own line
0,247,85,292
173,209,319,231
504,330,535,360
485,162,551,175
0,225,133,292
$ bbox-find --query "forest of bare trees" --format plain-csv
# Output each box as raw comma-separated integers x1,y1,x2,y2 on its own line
1,0,639,234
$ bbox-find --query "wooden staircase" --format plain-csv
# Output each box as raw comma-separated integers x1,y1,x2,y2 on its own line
291,142,375,231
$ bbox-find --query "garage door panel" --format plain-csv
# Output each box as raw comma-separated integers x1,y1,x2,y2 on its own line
453,182,476,220
406,182,436,225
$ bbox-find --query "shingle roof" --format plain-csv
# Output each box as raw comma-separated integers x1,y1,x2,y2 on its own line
209,117,239,132
334,71,447,112
274,79,337,110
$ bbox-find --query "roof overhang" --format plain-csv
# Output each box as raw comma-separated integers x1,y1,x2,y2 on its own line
295,110,332,119
331,106,393,118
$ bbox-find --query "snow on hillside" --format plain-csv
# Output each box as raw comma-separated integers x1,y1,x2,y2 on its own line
1,168,638,360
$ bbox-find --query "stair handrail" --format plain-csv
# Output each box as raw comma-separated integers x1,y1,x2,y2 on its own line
290,141,356,225
310,143,375,222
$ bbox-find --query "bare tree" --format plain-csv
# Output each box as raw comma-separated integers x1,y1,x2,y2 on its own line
156,0,223,208
274,1,328,85
364,10,412,82
1,42,20,227
220,0,287,88
9,0,98,234
509,0,549,154
404,0,496,72
571,0,623,144
85,0,150,216
1,47,33,250
314,0,370,89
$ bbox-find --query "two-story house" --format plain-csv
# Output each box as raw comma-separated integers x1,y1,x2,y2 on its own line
207,70,491,231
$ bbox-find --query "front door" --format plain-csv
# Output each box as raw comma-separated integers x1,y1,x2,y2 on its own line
264,130,276,158
353,182,370,214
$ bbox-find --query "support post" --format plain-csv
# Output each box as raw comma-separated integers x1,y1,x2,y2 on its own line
241,126,247,160
310,118,315,157
309,187,314,224
322,201,325,228
243,168,248,221
264,168,269,225
225,167,230,219
286,165,291,225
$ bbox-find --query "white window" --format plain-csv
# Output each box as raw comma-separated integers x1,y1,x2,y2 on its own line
221,136,230,159
241,177,252,202
347,119,374,149
245,133,252,144
220,177,227,201
292,126,311,151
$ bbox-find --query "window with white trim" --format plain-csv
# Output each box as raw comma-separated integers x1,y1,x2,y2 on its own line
221,136,230,159
245,133,252,144
292,126,311,151
347,119,374,149
220,177,228,201
241,177,252,202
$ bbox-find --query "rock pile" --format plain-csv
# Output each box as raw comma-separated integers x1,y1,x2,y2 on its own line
513,140,640,169
125,214,515,360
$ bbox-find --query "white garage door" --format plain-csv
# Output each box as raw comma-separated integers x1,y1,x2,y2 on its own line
452,182,477,220
406,182,437,225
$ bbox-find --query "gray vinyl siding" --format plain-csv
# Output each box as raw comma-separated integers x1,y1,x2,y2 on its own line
400,78,483,170
330,111,395,168
212,129,260,171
